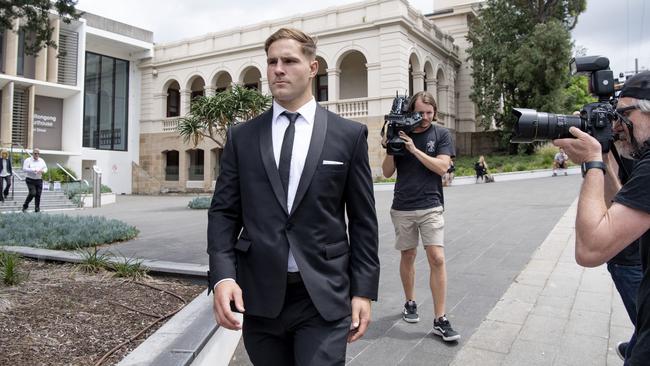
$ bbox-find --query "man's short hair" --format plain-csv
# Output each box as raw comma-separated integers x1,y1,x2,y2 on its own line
408,91,438,119
264,28,317,59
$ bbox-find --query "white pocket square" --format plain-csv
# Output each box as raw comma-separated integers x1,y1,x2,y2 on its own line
322,160,344,165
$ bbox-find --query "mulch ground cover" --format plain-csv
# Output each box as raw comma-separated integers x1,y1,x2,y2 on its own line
0,259,206,366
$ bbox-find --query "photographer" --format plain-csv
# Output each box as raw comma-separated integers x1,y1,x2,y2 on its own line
553,71,650,365
381,91,460,341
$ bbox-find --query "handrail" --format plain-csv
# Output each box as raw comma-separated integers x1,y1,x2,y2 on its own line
56,163,90,187
12,171,25,181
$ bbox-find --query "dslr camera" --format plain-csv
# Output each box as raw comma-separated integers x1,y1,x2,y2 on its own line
511,56,617,152
382,94,423,156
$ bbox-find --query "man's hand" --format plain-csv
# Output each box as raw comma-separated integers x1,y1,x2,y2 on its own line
348,296,371,343
553,127,602,164
398,131,417,154
212,280,245,330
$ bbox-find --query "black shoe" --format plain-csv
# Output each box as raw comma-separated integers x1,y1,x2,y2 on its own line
35,208,40,213
433,315,460,342
22,207,27,213
402,300,420,323
616,341,628,361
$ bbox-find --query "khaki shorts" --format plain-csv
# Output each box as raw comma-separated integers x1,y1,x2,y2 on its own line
390,206,445,250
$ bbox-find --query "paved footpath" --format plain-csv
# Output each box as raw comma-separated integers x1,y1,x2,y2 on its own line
63,174,631,365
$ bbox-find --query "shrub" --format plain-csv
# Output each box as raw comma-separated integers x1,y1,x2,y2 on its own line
0,252,27,286
77,246,112,273
43,166,77,183
0,213,139,250
188,196,211,209
111,256,148,279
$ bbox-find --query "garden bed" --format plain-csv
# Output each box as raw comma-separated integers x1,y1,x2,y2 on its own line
0,259,205,366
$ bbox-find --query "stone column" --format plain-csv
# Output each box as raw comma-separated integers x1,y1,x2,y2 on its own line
179,149,188,191
0,82,14,147
203,147,212,191
180,89,191,116
27,85,35,149
204,87,216,97
47,18,60,83
412,71,425,94
326,68,340,104
153,92,167,119
35,46,48,81
260,77,270,95
425,78,437,95
4,20,20,76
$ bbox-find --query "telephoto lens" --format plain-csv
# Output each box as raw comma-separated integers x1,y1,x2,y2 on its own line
511,108,584,143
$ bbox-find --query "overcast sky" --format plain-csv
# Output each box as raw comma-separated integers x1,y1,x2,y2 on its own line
76,0,649,78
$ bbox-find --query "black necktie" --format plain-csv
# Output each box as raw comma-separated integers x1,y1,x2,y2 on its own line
279,111,299,195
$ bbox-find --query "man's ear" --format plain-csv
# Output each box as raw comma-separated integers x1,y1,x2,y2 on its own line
309,58,319,78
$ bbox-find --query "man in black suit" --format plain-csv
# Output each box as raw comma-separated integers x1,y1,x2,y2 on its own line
207,28,380,365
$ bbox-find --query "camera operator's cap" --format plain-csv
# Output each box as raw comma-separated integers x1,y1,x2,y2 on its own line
620,71,650,100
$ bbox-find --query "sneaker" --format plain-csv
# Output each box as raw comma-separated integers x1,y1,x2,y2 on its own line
616,341,628,361
552,172,557,176
433,315,460,342
402,300,420,323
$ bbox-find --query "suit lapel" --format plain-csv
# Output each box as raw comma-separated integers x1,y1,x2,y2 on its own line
259,108,289,215
290,105,327,216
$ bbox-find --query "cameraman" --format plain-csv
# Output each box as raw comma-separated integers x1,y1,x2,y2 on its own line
381,91,459,341
553,71,650,365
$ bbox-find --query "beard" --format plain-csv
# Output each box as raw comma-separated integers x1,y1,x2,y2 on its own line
614,138,634,159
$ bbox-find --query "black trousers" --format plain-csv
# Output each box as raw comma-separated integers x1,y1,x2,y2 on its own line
23,178,43,210
0,175,10,200
242,276,350,366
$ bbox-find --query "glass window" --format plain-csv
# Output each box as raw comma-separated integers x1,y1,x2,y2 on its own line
167,88,180,117
82,52,129,151
165,150,179,181
17,30,25,76
188,149,204,180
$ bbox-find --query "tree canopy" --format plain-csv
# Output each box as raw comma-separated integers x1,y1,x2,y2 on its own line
177,85,272,149
1,0,80,55
467,0,587,146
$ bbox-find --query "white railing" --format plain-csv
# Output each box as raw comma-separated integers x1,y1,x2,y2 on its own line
321,97,371,118
163,118,182,132
140,117,182,134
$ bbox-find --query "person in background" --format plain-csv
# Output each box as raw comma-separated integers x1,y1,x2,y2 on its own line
0,150,12,202
22,148,47,213
552,147,569,176
474,155,488,183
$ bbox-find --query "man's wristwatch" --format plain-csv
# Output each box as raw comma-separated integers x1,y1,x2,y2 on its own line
581,161,606,177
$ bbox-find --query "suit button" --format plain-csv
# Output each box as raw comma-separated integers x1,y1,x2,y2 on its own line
286,223,293,231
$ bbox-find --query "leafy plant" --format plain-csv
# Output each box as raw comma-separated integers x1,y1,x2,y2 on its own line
178,84,272,149
42,166,77,183
188,196,211,209
0,214,139,250
76,246,112,273
110,256,148,280
0,252,27,286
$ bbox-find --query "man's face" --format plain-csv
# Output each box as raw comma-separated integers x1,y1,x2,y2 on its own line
33,150,40,160
266,39,317,110
614,97,650,157
413,98,435,130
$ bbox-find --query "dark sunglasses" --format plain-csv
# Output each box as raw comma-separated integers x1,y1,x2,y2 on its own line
614,104,640,126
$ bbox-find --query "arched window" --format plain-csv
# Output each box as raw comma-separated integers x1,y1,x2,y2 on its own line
164,150,179,181
188,149,204,180
166,81,181,117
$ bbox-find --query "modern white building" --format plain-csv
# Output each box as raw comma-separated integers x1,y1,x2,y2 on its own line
135,0,480,194
0,12,153,194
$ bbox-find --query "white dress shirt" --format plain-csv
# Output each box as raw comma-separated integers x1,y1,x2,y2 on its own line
23,157,48,180
271,98,316,272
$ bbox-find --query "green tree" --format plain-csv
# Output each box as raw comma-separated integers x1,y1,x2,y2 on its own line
562,74,596,114
1,0,80,55
177,85,272,149
467,0,586,149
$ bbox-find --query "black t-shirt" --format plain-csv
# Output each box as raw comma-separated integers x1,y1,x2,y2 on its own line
608,157,642,266
613,149,650,366
391,124,455,211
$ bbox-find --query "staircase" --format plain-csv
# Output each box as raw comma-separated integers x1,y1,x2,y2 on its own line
1,170,79,213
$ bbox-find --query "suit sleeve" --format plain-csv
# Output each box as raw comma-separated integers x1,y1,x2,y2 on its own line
345,125,380,300
207,127,243,293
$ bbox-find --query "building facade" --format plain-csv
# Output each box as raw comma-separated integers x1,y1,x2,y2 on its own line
136,0,478,194
0,12,153,194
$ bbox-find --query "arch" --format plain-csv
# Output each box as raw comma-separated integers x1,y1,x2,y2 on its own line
189,76,206,101
334,45,370,70
436,67,448,122
338,50,368,99
165,80,181,117
162,77,181,92
239,66,262,91
313,56,329,102
162,150,179,181
185,73,207,90
211,70,233,92
408,53,422,96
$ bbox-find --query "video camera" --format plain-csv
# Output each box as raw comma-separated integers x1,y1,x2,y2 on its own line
382,93,423,156
511,56,618,152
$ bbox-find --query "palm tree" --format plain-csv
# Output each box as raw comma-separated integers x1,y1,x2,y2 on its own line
177,84,272,148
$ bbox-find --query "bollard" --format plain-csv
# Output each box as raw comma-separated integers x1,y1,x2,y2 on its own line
92,165,102,208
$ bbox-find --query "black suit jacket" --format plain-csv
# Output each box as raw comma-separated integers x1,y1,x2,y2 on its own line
207,105,379,321
0,158,12,176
